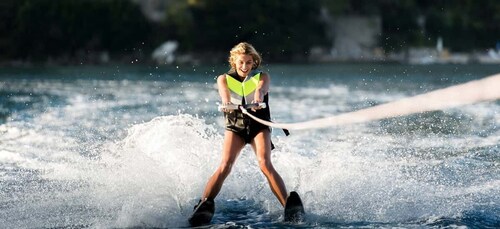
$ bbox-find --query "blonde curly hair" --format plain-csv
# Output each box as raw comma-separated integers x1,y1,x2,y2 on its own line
228,42,262,72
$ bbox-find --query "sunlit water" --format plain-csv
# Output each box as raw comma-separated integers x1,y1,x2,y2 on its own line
0,64,499,228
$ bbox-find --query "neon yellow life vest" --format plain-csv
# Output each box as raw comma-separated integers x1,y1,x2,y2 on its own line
226,72,261,105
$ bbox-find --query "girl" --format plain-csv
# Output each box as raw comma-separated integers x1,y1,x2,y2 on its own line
190,42,296,224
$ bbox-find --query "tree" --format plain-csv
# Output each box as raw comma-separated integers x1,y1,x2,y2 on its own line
166,0,328,61
9,0,152,61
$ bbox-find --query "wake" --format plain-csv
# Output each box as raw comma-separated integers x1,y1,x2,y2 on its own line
242,73,500,130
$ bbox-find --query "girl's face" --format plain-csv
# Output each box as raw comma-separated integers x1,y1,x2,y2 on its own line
234,54,254,77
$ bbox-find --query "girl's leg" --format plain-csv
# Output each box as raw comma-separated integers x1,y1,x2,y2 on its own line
202,131,245,200
251,130,288,206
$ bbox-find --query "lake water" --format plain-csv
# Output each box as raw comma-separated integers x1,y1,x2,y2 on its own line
0,64,499,228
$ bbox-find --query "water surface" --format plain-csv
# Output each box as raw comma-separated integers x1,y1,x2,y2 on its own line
0,64,499,228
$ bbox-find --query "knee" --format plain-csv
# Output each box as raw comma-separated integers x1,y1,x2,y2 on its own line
218,162,233,177
258,158,274,174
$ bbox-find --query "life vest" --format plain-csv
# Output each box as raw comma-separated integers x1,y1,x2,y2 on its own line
224,71,290,139
226,71,261,105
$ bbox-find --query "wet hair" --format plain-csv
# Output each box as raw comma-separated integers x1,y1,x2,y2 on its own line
228,42,262,72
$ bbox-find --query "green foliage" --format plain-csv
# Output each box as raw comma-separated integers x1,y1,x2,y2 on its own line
3,0,151,61
425,0,500,51
0,0,25,60
378,0,425,52
166,0,328,61
1,0,499,63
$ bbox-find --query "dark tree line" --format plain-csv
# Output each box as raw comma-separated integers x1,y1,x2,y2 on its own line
0,0,152,62
1,0,499,63
164,0,327,61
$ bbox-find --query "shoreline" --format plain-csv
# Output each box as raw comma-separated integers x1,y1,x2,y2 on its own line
1,57,499,69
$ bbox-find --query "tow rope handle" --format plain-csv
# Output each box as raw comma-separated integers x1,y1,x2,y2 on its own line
217,103,266,112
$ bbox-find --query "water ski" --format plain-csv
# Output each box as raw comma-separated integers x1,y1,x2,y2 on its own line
284,191,305,223
188,198,215,227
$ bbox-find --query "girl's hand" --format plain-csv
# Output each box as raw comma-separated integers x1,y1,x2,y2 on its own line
251,91,264,111
251,99,263,111
222,101,234,113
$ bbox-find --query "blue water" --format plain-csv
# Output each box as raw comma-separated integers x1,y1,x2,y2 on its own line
0,64,499,228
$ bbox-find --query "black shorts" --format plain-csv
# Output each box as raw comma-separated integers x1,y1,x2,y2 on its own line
224,110,271,144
